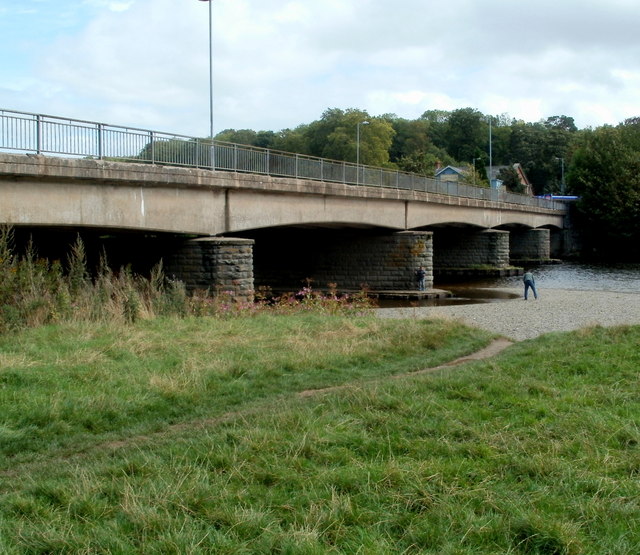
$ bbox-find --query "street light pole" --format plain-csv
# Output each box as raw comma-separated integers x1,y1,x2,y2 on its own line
556,157,565,194
198,0,214,168
488,116,493,188
356,120,369,185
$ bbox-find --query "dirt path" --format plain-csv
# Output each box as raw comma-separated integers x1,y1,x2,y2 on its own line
299,337,513,398
0,338,513,480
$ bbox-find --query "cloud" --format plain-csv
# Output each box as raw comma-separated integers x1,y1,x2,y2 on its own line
2,0,639,136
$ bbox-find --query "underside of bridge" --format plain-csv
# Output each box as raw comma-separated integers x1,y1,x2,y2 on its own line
7,226,185,276
229,220,561,294
6,220,563,300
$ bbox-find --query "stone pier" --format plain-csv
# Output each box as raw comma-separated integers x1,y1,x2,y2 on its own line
510,228,551,263
310,231,434,291
250,230,433,293
166,237,255,302
433,229,510,269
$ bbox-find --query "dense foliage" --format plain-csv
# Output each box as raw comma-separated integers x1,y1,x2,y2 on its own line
568,119,640,258
214,107,582,195
213,107,640,259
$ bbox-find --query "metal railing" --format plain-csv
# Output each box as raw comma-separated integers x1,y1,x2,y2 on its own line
0,108,565,210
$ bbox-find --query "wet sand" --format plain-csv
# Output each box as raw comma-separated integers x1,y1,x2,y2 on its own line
376,288,640,341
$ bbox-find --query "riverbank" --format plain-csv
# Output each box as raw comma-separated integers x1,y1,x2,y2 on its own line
376,288,640,341
2,315,639,552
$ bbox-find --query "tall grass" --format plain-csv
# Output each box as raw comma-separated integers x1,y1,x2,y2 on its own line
0,313,493,464
0,323,638,553
0,226,182,330
0,226,372,332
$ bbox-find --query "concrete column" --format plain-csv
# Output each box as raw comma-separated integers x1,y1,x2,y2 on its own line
510,228,550,263
434,229,510,269
166,237,254,302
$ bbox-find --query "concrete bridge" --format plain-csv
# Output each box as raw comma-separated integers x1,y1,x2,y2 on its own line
0,151,568,300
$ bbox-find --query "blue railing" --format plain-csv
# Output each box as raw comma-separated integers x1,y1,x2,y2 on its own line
0,108,564,210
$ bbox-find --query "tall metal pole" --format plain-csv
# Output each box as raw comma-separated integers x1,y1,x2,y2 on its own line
356,120,368,185
198,0,214,168
488,116,493,188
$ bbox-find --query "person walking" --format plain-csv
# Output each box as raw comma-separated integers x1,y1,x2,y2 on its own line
416,266,426,291
523,269,538,300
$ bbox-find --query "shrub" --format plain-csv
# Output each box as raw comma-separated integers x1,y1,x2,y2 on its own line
0,227,373,332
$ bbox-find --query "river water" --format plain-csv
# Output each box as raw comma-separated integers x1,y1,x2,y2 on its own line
470,262,640,293
380,262,640,307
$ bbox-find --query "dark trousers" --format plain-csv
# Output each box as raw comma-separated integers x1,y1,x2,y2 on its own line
524,280,537,300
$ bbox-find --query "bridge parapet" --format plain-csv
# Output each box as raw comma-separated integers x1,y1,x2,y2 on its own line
0,153,566,235
1,108,565,211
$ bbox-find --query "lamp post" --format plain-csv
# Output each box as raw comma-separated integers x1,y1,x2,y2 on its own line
555,157,565,194
198,0,214,168
356,120,369,185
488,116,493,188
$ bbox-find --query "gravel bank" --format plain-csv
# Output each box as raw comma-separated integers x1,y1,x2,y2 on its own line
376,288,640,341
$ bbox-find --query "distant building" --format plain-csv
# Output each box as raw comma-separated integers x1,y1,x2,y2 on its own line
434,165,468,183
486,163,532,195
434,162,533,195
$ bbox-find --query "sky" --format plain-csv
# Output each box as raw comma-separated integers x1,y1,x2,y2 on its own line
1,0,639,139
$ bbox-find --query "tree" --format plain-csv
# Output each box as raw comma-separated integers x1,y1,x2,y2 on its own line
304,108,395,166
545,115,578,133
419,109,449,150
214,129,279,149
270,125,311,154
618,116,640,150
396,145,454,176
568,125,640,258
497,166,525,193
305,108,351,158
137,138,203,166
214,129,258,145
488,116,512,165
445,108,486,162
388,117,431,164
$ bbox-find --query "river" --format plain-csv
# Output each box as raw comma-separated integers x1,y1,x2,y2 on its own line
379,262,640,307
469,262,640,293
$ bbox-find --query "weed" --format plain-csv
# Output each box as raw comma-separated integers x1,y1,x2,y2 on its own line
0,226,375,332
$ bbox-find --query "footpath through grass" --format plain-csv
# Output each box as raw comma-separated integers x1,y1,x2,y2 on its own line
1,317,639,554
0,313,491,465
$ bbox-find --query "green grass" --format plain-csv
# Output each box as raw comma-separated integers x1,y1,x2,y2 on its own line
0,313,492,464
1,318,639,553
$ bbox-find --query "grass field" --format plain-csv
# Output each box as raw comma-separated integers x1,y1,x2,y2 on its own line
1,315,639,553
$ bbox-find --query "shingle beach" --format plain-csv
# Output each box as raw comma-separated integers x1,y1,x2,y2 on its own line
376,288,640,341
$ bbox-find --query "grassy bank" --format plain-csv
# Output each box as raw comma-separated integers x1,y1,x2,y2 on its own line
0,314,492,464
1,316,639,553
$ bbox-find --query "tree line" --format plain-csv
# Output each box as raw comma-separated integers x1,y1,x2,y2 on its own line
214,107,580,195
213,108,640,259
